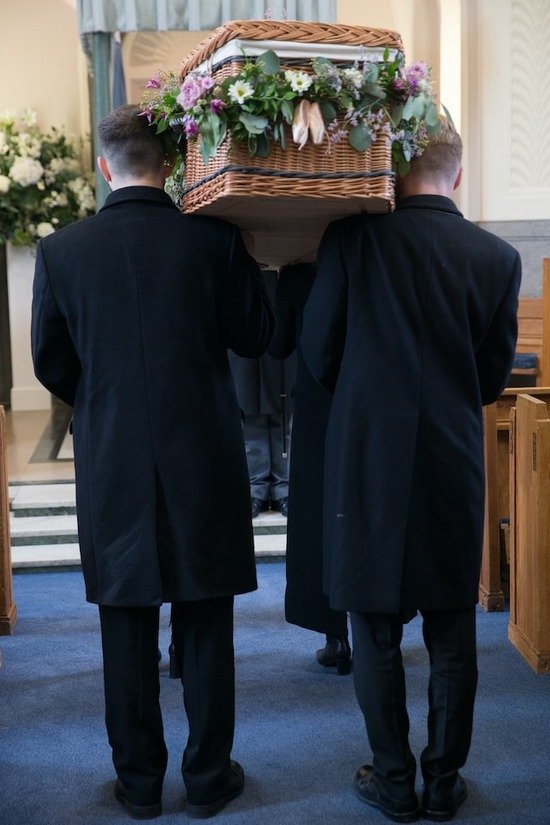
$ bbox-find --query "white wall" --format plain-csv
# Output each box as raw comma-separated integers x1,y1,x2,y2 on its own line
0,0,89,138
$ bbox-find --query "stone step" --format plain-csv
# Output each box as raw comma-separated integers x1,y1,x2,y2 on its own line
11,533,286,569
10,514,78,545
11,543,81,568
9,482,76,511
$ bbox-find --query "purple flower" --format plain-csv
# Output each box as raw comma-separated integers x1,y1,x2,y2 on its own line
199,75,215,92
177,77,203,110
138,107,154,124
183,115,199,138
146,77,161,89
406,62,429,81
210,98,226,115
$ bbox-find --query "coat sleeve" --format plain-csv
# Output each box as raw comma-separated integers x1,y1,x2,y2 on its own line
31,241,81,407
220,227,274,357
476,249,522,406
300,223,347,393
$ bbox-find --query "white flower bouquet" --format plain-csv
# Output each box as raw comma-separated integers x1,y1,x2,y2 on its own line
0,109,95,247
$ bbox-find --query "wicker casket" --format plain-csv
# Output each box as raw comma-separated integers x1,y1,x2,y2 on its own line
177,20,404,266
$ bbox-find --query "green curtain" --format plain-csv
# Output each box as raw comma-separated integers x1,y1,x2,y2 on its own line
77,1,337,33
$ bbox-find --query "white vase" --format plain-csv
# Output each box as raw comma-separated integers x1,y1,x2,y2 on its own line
6,243,51,411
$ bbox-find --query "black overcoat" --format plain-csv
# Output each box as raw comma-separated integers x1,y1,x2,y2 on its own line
301,195,521,614
270,264,346,635
32,186,274,607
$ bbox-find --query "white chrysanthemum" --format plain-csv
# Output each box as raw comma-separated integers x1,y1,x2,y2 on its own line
16,133,42,158
36,222,55,238
227,80,254,105
0,132,9,155
0,175,10,193
285,70,313,95
9,156,44,187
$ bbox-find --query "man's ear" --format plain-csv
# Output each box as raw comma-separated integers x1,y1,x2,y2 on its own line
97,156,112,184
453,166,463,191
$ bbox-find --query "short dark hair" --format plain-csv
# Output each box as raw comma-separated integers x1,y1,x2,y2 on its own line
98,104,166,177
409,117,463,182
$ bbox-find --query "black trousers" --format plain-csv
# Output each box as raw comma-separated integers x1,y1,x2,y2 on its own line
350,608,478,800
99,595,235,806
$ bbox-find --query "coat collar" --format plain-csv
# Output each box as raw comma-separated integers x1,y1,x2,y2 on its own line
99,186,177,212
396,194,463,217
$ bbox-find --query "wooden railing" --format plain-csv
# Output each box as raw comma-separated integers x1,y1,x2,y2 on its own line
0,405,17,643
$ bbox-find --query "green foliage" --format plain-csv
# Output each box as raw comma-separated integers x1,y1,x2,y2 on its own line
140,48,445,186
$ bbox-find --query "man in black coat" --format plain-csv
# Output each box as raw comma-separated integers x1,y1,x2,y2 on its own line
31,105,273,820
301,119,520,823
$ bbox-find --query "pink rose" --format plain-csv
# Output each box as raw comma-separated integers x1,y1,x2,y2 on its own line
177,77,203,110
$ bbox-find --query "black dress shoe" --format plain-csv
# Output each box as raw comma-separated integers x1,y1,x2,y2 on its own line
186,760,244,819
354,765,420,823
251,498,268,519
275,497,288,517
421,775,467,821
316,635,352,675
114,779,162,820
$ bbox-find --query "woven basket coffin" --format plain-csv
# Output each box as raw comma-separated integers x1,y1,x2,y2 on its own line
178,20,404,266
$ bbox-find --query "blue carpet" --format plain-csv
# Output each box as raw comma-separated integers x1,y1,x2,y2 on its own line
1,562,549,824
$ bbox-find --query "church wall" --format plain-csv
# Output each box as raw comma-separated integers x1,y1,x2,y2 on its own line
0,0,89,142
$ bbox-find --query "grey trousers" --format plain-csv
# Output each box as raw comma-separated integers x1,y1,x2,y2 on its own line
242,412,291,501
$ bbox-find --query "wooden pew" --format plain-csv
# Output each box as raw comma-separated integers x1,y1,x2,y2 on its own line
508,395,550,673
0,406,16,642
479,259,550,609
480,387,550,609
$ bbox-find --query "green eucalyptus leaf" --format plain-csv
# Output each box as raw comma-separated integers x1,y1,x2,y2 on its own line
390,102,404,125
247,134,257,155
281,99,294,123
200,137,215,165
319,100,337,122
348,124,372,152
363,63,379,83
257,49,280,75
239,112,269,134
402,96,417,121
364,83,386,99
441,103,455,126
425,102,439,127
254,133,271,157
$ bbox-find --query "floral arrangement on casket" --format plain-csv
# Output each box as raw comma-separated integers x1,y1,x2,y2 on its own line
0,109,95,247
141,47,442,198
